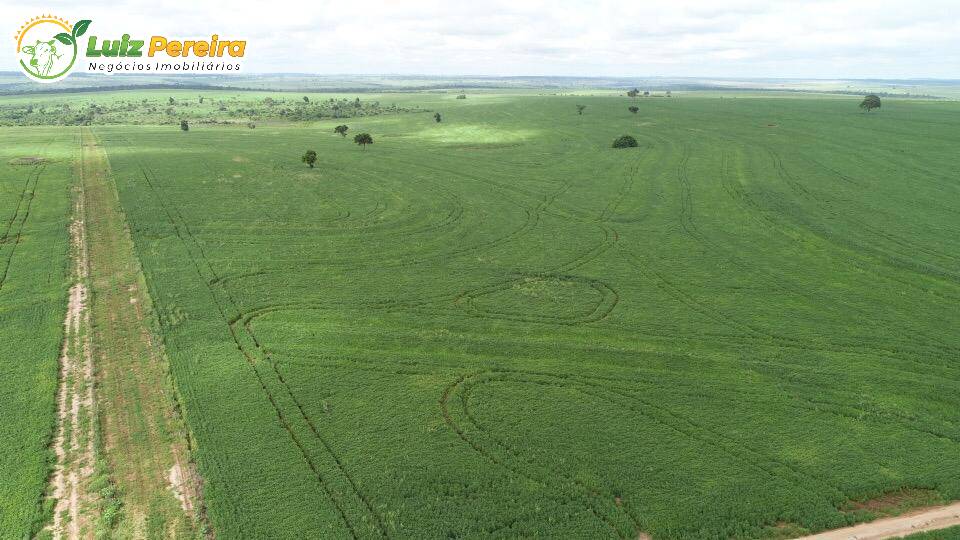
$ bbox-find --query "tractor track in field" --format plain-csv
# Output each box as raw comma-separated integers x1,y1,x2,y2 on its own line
714,143,960,354
0,161,45,293
233,208,622,329
200,138,474,240
441,370,841,516
594,131,671,226
281,351,959,466
767,148,960,286
441,367,960,539
712,131,960,301
634,134,960,363
786,121,960,201
202,131,593,276
620,243,960,379
453,273,618,325
127,153,388,539
439,372,636,539
212,140,625,328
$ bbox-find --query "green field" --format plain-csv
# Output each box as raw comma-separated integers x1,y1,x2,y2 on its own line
0,128,74,534
906,526,960,540
2,90,959,538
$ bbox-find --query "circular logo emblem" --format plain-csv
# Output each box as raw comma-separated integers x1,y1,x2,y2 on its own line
14,15,90,83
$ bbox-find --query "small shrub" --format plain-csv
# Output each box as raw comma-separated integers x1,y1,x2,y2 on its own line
612,135,638,148
302,150,317,168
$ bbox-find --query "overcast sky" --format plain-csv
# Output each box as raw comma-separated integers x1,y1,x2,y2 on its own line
4,0,959,78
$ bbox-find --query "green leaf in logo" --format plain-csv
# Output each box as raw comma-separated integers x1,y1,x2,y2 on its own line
54,33,75,46
72,20,92,37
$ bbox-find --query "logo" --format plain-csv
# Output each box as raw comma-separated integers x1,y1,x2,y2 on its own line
14,15,90,83
13,15,247,82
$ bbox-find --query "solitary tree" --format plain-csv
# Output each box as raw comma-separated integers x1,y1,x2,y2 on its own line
860,94,881,112
334,124,349,137
576,104,586,115
627,88,639,98
628,106,639,114
198,95,204,104
303,96,310,103
168,96,175,105
643,91,650,97
354,133,373,150
354,97,361,108
612,135,638,148
180,120,189,131
302,150,317,168
434,112,443,123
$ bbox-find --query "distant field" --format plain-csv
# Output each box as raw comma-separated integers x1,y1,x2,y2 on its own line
0,128,73,534
2,90,959,538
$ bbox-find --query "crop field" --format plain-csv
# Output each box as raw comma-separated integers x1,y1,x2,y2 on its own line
0,128,74,534
81,92,959,538
2,90,959,539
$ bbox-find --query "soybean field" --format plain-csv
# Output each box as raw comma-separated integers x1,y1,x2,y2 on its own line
0,128,74,535
3,90,960,539
95,93,960,538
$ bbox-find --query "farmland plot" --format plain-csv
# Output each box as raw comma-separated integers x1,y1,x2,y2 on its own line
92,94,960,538
0,128,74,536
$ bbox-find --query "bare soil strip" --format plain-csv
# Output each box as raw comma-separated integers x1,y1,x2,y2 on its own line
43,127,207,538
46,160,96,540
799,502,960,540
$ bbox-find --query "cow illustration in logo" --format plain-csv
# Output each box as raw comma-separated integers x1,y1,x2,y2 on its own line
21,40,62,76
14,16,90,83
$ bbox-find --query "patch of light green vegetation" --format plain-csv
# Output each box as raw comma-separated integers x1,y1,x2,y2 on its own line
412,124,540,145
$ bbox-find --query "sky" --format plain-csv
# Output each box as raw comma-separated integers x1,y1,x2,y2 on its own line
3,0,959,79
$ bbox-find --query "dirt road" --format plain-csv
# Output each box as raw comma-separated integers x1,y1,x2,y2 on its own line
46,154,96,540
45,127,206,538
800,502,960,540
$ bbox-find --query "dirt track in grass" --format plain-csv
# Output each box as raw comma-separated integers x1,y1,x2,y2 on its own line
799,502,960,540
46,165,96,540
43,127,208,538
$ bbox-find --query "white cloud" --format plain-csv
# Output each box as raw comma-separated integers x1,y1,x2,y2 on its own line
3,0,958,78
